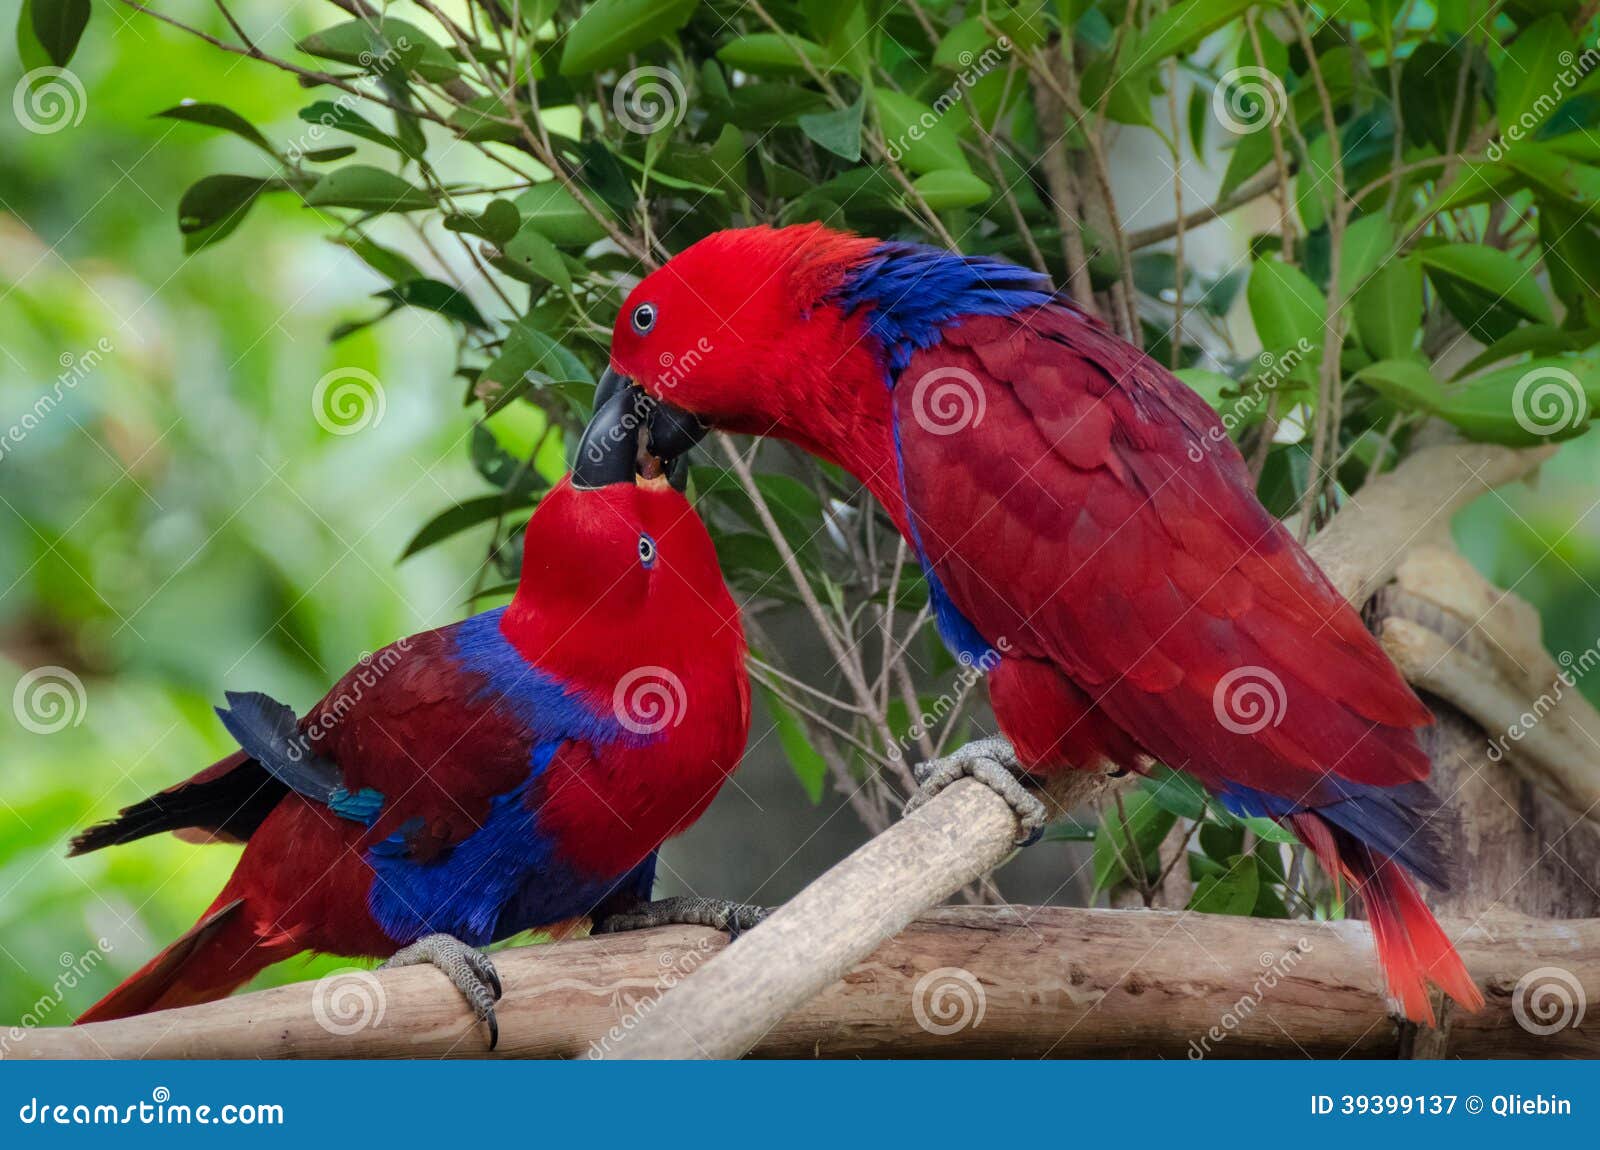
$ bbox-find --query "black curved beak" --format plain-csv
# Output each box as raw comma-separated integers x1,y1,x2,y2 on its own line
586,368,707,493
571,377,641,489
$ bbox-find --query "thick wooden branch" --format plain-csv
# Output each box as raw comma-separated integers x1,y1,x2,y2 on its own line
13,908,1595,1059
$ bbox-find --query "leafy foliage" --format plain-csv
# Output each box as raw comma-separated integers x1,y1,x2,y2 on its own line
30,0,1600,918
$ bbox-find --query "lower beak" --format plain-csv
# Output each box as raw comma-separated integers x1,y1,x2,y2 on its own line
571,379,641,489
587,368,707,492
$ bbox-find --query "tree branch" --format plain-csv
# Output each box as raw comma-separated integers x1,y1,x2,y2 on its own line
17,907,1595,1058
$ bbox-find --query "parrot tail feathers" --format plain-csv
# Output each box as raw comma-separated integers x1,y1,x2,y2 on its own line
1287,812,1483,1025
76,898,275,1024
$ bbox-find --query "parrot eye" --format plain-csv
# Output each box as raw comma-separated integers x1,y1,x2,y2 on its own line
637,532,657,568
630,302,657,335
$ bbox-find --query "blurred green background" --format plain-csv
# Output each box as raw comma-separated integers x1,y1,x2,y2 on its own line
3,2,1599,1025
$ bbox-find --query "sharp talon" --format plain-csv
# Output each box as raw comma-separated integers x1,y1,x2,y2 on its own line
381,933,502,1051
905,737,1047,847
595,896,768,940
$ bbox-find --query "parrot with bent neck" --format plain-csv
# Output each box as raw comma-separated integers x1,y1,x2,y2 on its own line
591,223,1484,1024
70,415,753,1046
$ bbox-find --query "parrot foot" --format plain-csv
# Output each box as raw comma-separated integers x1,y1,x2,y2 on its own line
593,896,771,940
905,736,1047,847
380,933,503,1050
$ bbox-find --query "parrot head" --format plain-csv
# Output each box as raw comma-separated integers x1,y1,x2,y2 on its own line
600,224,882,465
501,419,744,692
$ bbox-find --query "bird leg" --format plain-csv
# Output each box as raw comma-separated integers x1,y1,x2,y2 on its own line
592,895,770,939
380,933,503,1050
904,735,1049,847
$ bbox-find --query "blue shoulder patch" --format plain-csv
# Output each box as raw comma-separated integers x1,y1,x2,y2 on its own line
832,241,1054,371
452,608,637,749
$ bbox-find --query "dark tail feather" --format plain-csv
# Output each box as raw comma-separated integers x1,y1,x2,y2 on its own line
76,899,272,1024
69,752,283,856
1288,812,1483,1024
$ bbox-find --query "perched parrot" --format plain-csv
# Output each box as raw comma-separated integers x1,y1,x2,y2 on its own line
70,421,752,1045
592,223,1483,1024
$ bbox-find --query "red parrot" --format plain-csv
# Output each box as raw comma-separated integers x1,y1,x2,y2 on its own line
594,223,1483,1024
70,419,752,1045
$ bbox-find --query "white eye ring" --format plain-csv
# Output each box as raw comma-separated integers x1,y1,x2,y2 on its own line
631,302,657,335
638,533,657,567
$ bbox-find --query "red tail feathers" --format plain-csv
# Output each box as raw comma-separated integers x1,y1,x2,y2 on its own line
76,899,278,1024
1288,813,1483,1025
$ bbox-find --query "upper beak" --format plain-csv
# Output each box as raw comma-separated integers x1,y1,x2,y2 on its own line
570,375,642,489
587,367,708,493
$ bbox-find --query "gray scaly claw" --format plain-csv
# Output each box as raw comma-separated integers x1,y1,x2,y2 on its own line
381,933,503,1050
593,895,770,940
905,736,1048,847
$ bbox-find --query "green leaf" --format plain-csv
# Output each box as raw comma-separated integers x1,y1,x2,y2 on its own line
1140,764,1209,821
798,94,864,162
1454,325,1600,379
1188,856,1260,916
444,198,520,246
1415,244,1554,329
1247,256,1325,358
874,89,971,175
513,182,611,246
330,234,422,284
717,33,837,75
763,689,828,803
911,170,991,210
296,18,458,83
156,102,276,157
560,0,697,76
1497,15,1572,139
401,493,537,560
29,0,88,67
375,279,488,329
1092,791,1176,894
498,223,572,291
177,175,275,253
1338,214,1396,299
1353,359,1448,413
297,102,421,159
1437,357,1599,445
1352,257,1423,359
305,165,434,213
